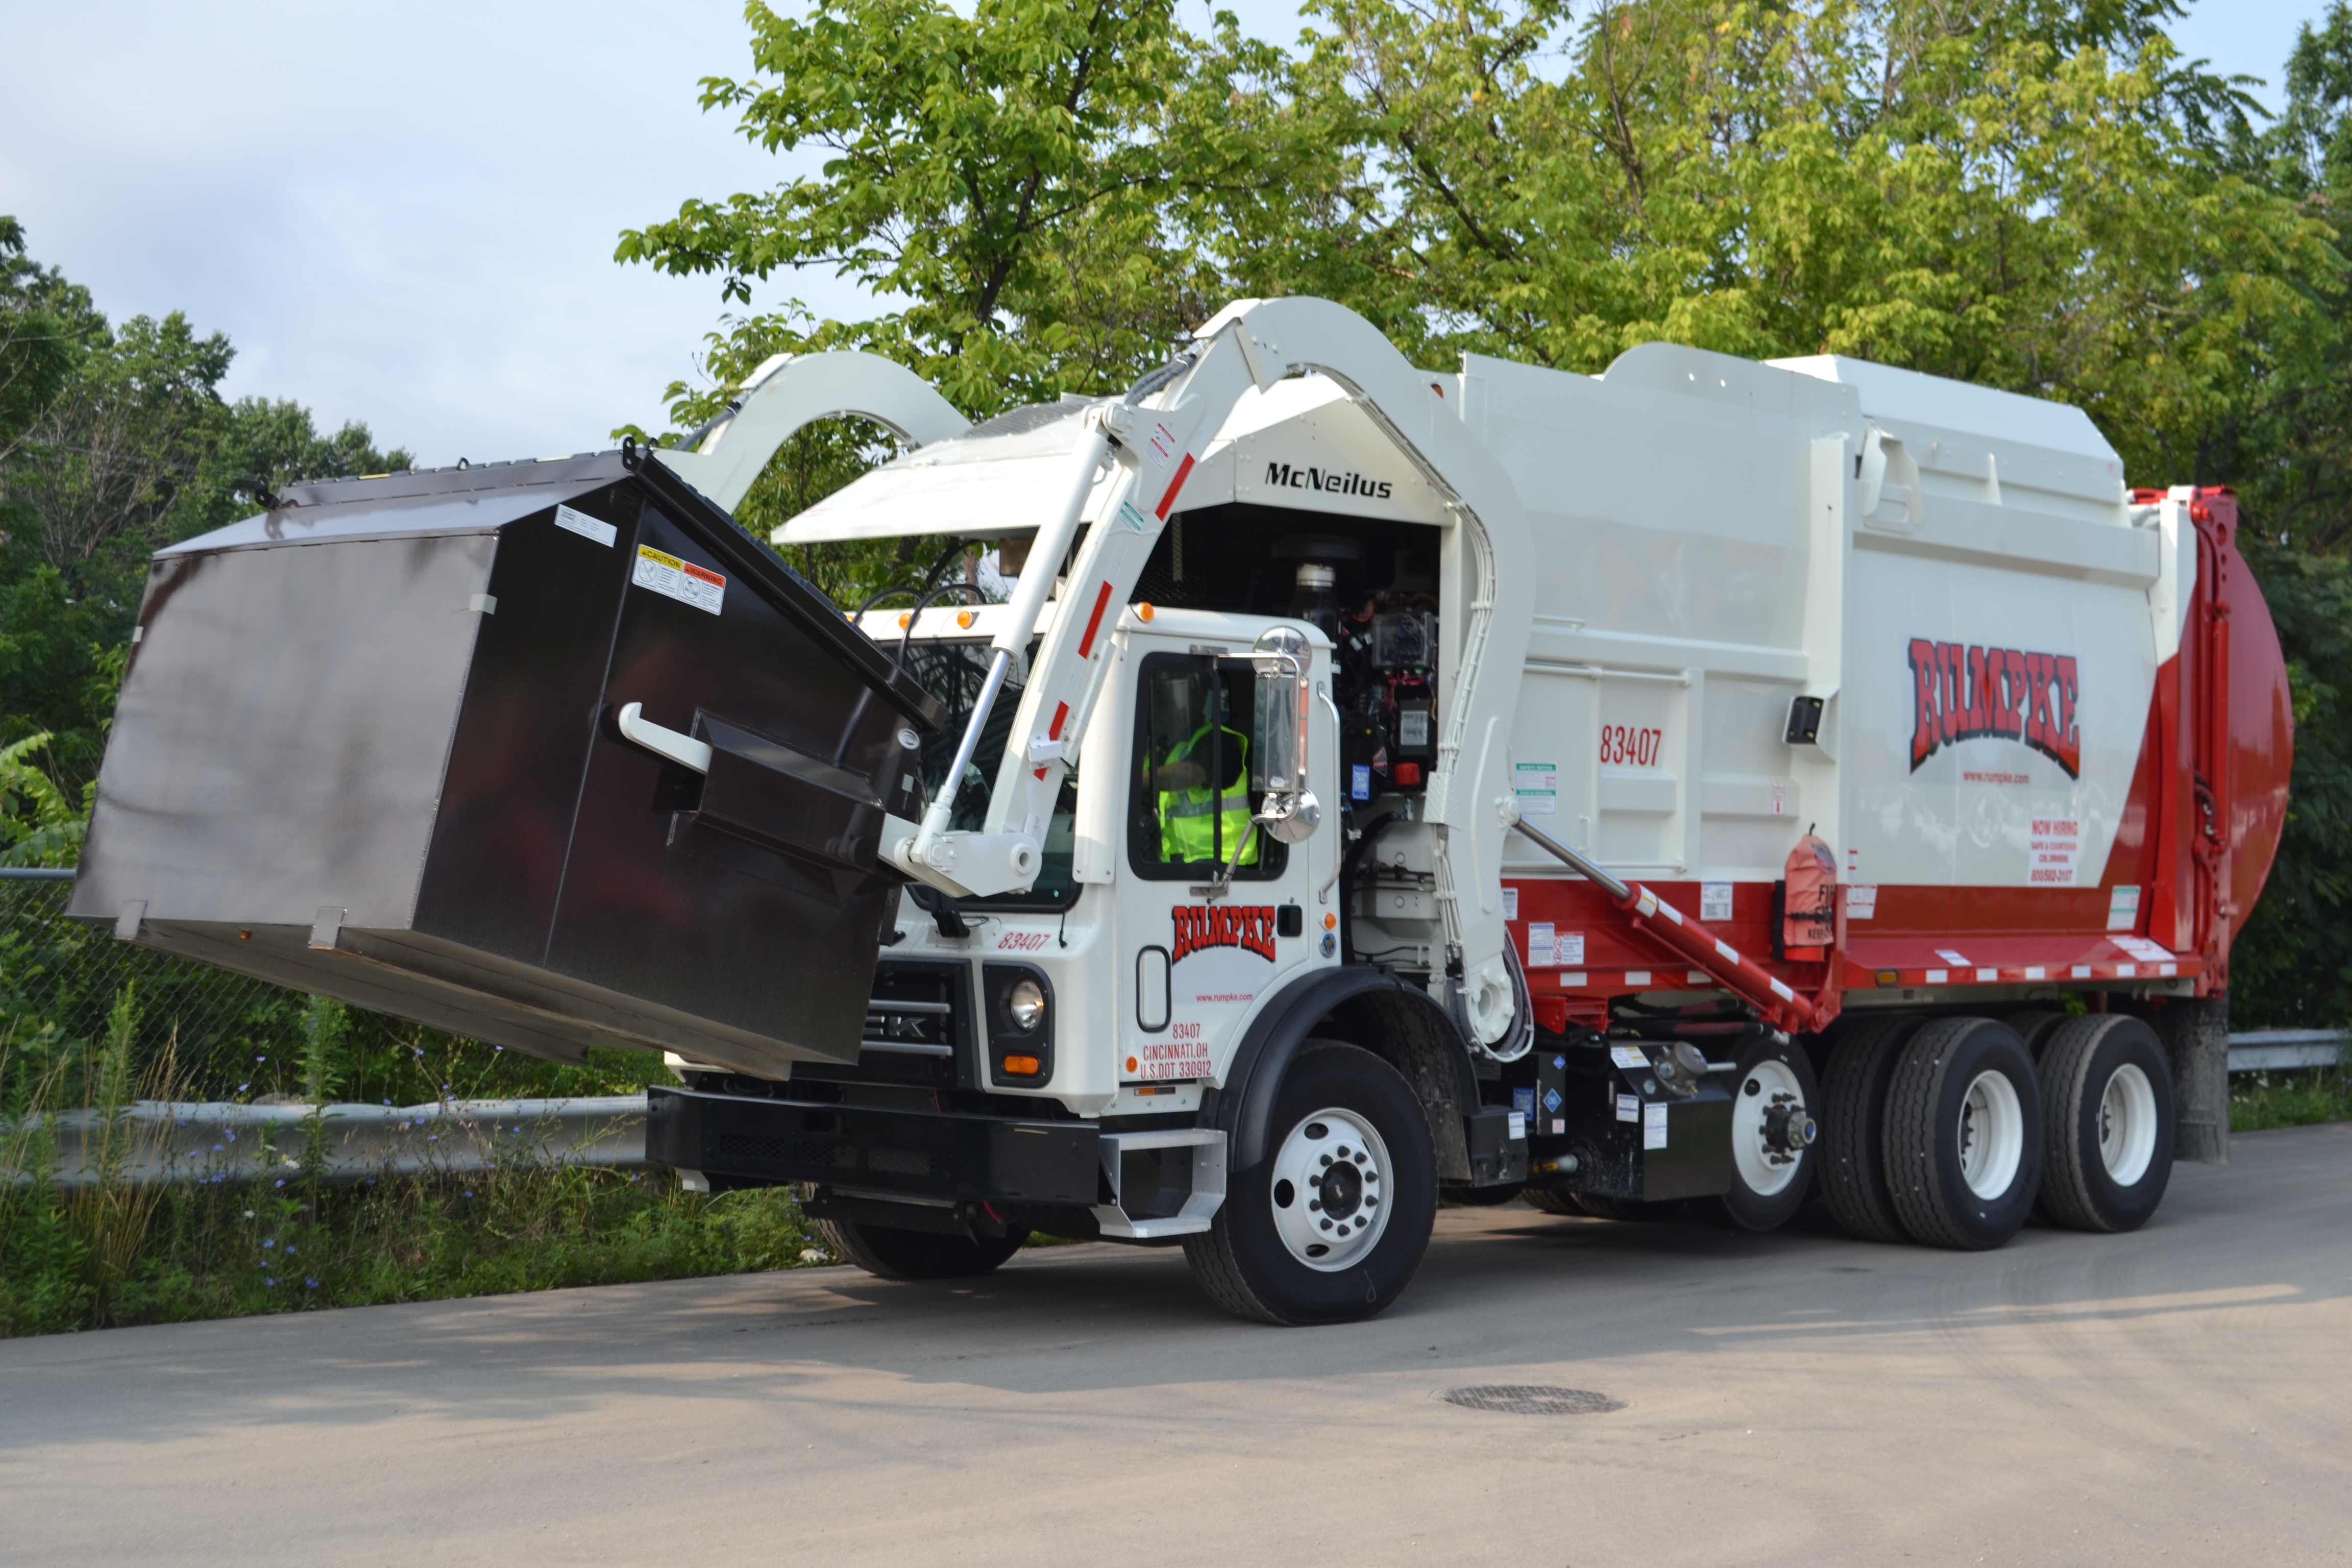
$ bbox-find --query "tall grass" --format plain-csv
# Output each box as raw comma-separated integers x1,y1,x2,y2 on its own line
2,984,822,1338
2232,1065,2352,1132
62,986,184,1311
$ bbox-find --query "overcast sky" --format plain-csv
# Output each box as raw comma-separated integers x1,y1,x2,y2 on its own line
0,0,2330,469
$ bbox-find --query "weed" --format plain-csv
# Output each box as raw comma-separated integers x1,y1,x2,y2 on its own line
2231,1066,2352,1132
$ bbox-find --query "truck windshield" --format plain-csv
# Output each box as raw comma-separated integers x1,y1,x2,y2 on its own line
896,639,1079,911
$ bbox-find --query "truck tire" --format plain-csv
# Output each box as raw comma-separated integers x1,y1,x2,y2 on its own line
1184,1039,1437,1326
2036,1014,2175,1233
814,1219,1027,1281
2003,1010,2070,1056
1816,1013,1922,1243
2002,1009,2074,1223
1708,1034,1822,1232
1883,1017,2044,1250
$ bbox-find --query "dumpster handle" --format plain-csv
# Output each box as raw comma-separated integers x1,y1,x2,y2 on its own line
616,702,713,774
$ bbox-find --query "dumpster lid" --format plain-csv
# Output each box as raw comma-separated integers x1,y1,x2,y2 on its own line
160,448,948,732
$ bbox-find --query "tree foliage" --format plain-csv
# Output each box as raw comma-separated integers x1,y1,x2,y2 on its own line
0,219,410,795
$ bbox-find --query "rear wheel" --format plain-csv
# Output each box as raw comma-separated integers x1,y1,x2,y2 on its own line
1884,1017,2044,1250
1185,1040,1437,1326
1708,1034,1821,1232
2004,1010,2071,1056
815,1219,1026,1281
1817,1013,1923,1243
2037,1015,2175,1233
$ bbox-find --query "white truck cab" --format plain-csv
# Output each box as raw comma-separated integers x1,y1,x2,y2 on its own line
854,601,1346,1123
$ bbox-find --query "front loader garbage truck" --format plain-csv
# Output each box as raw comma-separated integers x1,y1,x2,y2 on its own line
72,299,2292,1324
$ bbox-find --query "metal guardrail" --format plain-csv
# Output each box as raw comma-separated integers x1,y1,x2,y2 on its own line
11,1095,650,1190
2227,1030,2346,1073
17,1022,2330,1192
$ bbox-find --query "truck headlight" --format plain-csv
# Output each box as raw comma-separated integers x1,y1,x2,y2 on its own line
1005,977,1047,1032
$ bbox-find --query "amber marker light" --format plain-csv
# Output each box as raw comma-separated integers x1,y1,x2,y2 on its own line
1002,1055,1041,1076
1876,969,1901,987
956,609,976,629
1126,1055,1139,1072
1136,602,1155,622
897,611,913,629
1322,912,1337,930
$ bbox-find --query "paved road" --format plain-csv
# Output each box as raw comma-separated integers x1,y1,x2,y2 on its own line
5,1125,2348,1567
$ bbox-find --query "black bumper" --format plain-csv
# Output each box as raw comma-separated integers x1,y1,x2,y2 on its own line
645,1085,1102,1206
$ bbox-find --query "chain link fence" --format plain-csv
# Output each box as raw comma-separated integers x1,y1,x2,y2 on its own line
1,870,663,1111
1,871,309,1100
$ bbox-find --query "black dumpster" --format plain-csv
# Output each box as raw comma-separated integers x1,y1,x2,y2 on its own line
69,445,941,1076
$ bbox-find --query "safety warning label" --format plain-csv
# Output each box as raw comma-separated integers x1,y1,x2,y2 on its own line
633,545,725,616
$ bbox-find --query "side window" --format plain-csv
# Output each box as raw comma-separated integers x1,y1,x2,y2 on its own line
1128,653,1288,881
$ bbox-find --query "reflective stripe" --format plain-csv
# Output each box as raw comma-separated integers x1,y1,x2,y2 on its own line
1162,794,1254,819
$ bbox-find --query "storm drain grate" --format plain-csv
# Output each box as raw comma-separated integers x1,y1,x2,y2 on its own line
1442,1385,1624,1415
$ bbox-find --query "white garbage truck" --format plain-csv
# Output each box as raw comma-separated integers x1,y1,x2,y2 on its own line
74,297,2292,1324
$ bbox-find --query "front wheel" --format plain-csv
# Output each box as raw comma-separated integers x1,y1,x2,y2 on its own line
1185,1040,1437,1326
814,1218,1026,1281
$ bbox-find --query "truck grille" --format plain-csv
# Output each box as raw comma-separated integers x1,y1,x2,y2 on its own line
864,962,963,1058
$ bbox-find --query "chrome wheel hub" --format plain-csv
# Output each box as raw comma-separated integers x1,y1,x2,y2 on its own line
1731,1058,1814,1197
1269,1108,1392,1271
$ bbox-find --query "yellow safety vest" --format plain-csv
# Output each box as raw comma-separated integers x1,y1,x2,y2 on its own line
1158,721,1258,866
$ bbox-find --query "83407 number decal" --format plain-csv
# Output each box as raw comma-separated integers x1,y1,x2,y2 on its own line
1599,725,1663,768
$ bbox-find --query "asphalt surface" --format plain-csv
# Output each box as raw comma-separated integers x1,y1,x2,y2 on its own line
5,1124,2348,1568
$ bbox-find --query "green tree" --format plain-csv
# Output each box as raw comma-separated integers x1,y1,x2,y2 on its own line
0,218,93,476
616,0,1358,604
0,220,410,793
1273,0,2328,485
2200,4,2352,1026
617,0,1213,416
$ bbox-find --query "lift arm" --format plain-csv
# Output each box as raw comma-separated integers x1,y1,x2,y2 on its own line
653,351,970,512
890,297,1539,1046
1510,819,1834,1035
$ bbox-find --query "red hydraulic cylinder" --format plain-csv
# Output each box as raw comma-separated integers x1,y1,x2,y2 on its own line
1512,820,1830,1034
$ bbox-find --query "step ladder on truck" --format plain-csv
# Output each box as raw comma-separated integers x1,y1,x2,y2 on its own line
70,297,2293,1325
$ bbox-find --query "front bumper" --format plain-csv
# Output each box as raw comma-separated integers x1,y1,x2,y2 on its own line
644,1085,1102,1206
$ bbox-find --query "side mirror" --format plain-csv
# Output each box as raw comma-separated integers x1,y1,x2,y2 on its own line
1251,628,1320,845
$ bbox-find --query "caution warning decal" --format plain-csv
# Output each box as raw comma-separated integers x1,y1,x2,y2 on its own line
633,545,725,616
